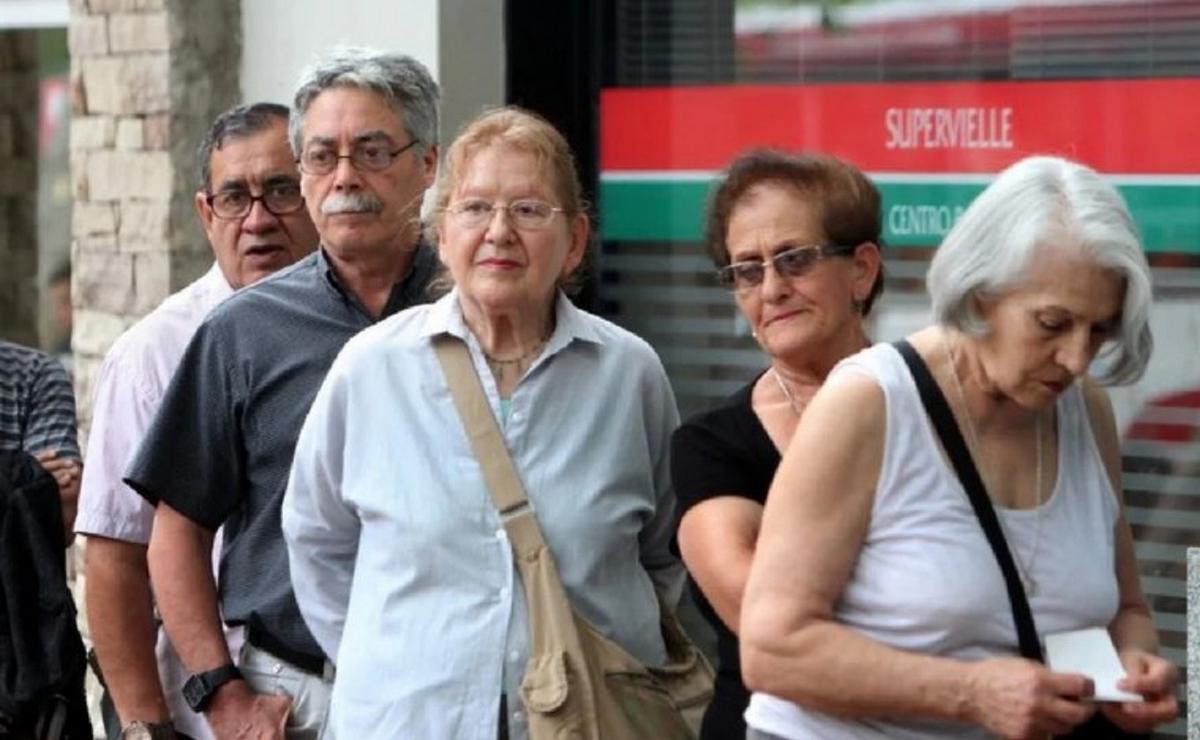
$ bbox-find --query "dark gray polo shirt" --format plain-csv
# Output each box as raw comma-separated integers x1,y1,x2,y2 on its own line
126,245,437,666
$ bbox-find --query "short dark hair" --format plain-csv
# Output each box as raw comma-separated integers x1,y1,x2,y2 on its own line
197,102,291,191
705,149,885,314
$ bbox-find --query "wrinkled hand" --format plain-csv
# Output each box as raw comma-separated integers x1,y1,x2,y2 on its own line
205,680,291,740
34,449,81,544
964,656,1094,739
1098,649,1178,733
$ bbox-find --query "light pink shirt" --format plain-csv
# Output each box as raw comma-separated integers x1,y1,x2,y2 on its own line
76,263,243,739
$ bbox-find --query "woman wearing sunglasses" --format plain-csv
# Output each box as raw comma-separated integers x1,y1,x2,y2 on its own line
670,150,883,739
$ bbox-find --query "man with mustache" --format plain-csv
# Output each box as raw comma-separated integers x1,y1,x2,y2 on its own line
76,102,319,740
122,49,440,739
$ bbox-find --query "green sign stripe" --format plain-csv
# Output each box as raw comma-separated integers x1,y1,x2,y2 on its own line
599,179,1200,253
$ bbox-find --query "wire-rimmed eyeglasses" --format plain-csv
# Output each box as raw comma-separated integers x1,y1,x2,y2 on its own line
298,139,418,176
444,199,565,230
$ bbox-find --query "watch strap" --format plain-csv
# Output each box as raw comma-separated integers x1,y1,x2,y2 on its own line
183,663,242,712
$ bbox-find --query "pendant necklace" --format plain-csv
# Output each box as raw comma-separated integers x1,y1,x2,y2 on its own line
941,331,1045,596
484,339,547,388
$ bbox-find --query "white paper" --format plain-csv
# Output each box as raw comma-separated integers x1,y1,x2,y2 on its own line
1044,627,1144,703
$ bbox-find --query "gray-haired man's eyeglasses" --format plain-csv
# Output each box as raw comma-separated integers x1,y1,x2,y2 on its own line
298,139,418,176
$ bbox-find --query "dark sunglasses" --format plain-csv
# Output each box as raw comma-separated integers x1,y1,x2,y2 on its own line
717,243,857,290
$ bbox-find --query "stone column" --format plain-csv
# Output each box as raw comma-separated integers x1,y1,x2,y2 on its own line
0,31,40,346
69,0,240,436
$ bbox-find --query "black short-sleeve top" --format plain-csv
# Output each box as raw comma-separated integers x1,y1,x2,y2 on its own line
670,375,781,738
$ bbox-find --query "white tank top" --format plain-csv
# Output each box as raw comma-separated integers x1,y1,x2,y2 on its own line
746,342,1120,739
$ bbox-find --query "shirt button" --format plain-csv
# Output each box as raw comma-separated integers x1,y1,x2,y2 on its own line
272,663,283,675
513,709,524,721
509,650,520,662
499,587,509,599
511,411,522,422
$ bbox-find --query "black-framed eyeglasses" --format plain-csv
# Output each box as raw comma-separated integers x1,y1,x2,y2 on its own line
298,139,418,175
443,199,565,230
717,243,857,290
206,183,305,220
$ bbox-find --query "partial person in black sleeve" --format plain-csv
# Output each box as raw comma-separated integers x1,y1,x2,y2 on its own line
670,150,883,739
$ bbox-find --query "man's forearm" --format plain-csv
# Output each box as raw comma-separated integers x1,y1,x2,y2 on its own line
147,504,232,672
85,537,171,724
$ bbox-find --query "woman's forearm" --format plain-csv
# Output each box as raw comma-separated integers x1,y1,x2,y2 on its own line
740,616,976,724
1110,605,1159,655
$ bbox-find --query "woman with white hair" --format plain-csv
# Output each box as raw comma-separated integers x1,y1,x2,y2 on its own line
739,155,1178,739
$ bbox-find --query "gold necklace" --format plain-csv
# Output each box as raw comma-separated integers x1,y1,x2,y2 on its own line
483,340,546,367
940,330,1045,596
771,367,805,416
484,339,547,382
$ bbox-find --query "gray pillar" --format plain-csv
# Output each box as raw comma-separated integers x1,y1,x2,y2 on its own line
1189,547,1200,737
0,30,40,346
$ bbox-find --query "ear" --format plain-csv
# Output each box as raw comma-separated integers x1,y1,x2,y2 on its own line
419,144,439,189
194,190,217,239
561,212,590,279
851,241,882,304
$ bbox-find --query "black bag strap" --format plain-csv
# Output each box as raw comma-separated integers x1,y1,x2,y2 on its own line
893,340,1044,662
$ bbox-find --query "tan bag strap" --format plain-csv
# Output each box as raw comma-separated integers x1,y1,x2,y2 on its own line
431,334,550,560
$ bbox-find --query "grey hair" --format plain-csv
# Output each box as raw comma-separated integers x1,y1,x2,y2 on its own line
290,47,439,159
197,102,291,191
927,155,1153,385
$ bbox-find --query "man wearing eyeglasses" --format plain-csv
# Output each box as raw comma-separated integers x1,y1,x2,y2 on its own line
122,48,440,740
76,102,318,740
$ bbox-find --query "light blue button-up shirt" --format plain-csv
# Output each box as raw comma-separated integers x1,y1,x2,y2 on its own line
282,289,685,739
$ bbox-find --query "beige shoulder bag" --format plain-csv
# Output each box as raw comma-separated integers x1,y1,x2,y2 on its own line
434,335,713,739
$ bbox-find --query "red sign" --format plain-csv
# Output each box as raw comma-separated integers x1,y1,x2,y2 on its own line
600,79,1200,174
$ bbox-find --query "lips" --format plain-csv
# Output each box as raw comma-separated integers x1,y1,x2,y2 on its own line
243,244,287,261
764,309,804,326
478,258,521,269
1042,379,1069,394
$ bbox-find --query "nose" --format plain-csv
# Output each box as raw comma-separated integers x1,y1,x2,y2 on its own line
1056,329,1094,377
759,260,790,302
241,198,279,234
332,155,362,190
484,205,515,242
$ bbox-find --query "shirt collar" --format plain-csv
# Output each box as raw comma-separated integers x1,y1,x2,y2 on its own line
316,241,437,318
198,262,236,315
420,288,604,352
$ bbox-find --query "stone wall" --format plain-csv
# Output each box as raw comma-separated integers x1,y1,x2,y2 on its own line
69,0,241,438
0,31,40,347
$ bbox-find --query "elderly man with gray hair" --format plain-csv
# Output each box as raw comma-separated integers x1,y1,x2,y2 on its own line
123,48,440,739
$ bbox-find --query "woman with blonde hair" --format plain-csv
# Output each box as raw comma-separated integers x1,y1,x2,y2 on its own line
283,107,689,739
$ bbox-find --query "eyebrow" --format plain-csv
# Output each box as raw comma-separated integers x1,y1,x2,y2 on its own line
352,130,397,145
215,174,299,193
215,177,249,193
729,241,819,263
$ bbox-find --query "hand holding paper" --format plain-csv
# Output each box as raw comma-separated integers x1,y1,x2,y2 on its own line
1044,627,1143,703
